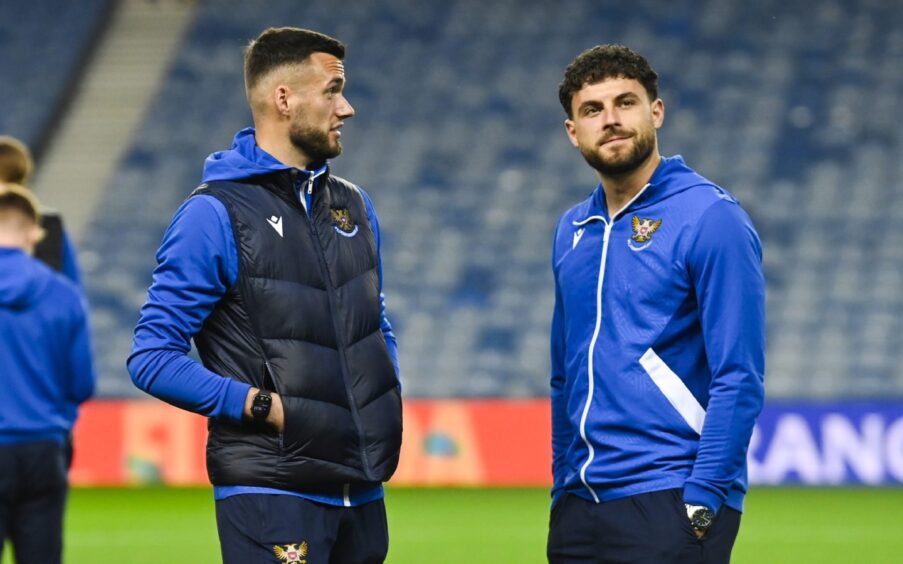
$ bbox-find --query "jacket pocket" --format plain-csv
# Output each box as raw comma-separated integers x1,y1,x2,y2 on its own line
261,360,277,392
281,395,361,468
639,348,706,435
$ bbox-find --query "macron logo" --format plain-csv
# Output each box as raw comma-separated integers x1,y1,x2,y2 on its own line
267,215,283,238
572,227,585,249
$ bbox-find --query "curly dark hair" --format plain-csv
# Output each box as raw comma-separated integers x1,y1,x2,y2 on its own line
558,45,659,118
244,27,345,92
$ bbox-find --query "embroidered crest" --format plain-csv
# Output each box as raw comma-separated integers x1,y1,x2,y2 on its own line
273,542,308,563
331,208,355,233
630,216,662,243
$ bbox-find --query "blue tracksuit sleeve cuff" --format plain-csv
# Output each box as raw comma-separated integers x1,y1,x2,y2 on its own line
682,482,724,514
223,380,252,423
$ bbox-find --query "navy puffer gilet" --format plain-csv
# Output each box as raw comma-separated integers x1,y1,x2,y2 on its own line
193,169,402,492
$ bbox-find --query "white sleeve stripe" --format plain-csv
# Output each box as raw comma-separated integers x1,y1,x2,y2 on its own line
639,348,706,435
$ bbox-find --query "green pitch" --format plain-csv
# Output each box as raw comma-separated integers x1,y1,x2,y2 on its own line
2,487,902,563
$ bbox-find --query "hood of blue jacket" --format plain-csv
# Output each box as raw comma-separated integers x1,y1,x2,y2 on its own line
0,248,51,308
575,155,732,222
202,128,294,183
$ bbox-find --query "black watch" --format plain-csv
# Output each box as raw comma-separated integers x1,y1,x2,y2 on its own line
685,504,715,533
251,390,272,424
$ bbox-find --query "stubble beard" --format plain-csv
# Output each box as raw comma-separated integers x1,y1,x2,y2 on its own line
289,122,342,164
580,126,655,177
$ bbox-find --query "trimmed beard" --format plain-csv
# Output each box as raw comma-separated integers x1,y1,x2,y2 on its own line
289,122,342,164
580,126,655,177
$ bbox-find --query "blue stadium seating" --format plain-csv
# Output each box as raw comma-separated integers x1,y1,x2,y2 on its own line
0,0,113,151
68,0,903,397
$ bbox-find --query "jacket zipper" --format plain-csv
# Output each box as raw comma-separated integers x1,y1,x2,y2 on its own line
577,183,652,504
305,176,314,212
578,220,611,503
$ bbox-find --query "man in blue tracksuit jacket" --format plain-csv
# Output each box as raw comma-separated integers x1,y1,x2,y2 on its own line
128,28,402,563
547,45,765,563
0,183,95,564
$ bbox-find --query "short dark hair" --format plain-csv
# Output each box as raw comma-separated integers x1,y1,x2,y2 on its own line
244,27,345,92
0,135,34,185
558,44,659,119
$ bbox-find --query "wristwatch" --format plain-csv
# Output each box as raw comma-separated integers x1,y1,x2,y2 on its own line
685,504,715,533
251,390,272,424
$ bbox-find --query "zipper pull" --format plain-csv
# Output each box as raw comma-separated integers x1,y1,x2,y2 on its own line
305,177,314,216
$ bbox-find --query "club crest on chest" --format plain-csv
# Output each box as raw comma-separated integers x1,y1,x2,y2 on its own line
331,208,359,237
628,216,662,251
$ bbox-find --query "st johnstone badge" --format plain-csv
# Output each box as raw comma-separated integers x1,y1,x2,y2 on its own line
630,216,662,243
331,208,356,234
273,541,308,563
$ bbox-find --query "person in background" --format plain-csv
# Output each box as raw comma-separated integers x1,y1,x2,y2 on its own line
547,45,765,563
128,27,402,564
0,182,96,564
0,135,82,286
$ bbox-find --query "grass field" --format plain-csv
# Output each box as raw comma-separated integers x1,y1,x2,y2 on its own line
2,486,902,563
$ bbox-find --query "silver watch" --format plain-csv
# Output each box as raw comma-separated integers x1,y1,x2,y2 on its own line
685,503,715,532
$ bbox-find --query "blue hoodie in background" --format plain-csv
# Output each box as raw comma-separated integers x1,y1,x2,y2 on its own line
0,248,95,444
128,128,397,506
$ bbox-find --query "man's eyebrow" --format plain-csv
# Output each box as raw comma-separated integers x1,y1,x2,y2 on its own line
578,91,640,109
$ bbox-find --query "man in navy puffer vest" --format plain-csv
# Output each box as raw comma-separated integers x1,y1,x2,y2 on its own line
129,27,402,564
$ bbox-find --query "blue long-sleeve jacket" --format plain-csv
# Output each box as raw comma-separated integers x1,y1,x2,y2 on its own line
550,155,765,514
0,248,95,444
128,128,397,505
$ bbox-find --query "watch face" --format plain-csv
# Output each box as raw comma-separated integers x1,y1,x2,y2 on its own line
252,393,272,420
691,508,715,530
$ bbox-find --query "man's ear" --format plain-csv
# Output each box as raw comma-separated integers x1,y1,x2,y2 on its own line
274,84,292,117
564,119,579,148
651,98,665,129
26,223,45,253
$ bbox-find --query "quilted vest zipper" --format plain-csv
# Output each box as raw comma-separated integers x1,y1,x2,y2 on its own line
298,175,375,480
